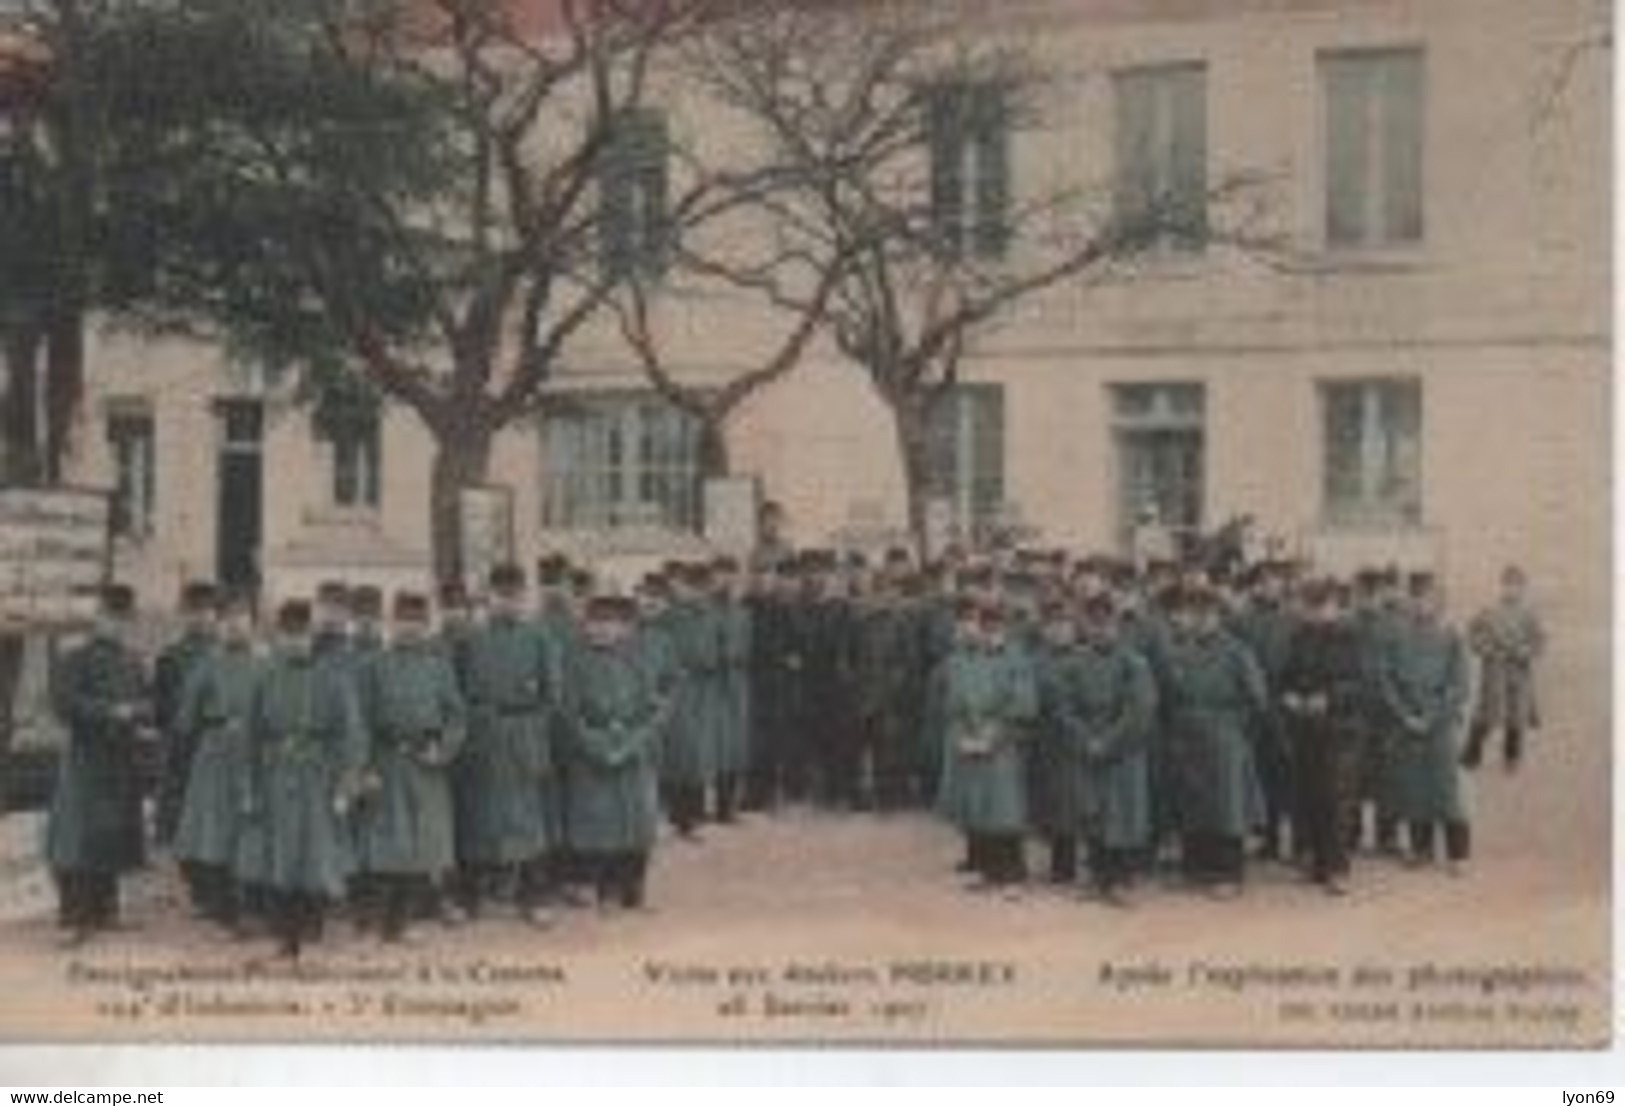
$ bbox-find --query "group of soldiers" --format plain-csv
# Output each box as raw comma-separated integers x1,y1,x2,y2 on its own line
39,542,1545,955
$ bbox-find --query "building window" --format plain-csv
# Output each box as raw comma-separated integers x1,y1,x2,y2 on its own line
106,404,155,540
926,80,1011,261
599,108,670,281
925,384,1005,540
541,394,701,531
1322,378,1422,529
1111,383,1205,550
330,421,381,509
1113,62,1208,251
1322,48,1425,249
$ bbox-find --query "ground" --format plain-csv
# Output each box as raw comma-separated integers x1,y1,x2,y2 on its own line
0,726,1608,1048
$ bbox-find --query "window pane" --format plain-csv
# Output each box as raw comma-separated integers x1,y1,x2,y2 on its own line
1382,52,1425,243
1322,379,1422,527
1324,56,1371,246
1113,71,1158,233
1168,66,1208,248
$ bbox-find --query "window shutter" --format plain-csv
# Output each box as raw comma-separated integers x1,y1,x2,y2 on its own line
1381,52,1424,244
1113,71,1158,240
927,85,965,260
598,119,635,279
973,84,1011,258
1323,56,1370,246
1169,67,1208,249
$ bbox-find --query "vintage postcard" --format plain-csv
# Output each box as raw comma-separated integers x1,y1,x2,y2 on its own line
0,0,1609,1050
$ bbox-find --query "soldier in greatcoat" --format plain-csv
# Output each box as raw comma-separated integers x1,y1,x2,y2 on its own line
154,581,219,852
562,592,667,911
357,592,467,942
1073,591,1157,905
244,600,368,959
455,564,564,927
711,557,752,823
1278,580,1365,896
46,584,151,946
172,589,262,931
660,563,724,838
534,555,581,895
932,597,1039,898
1159,583,1268,897
1378,574,1472,874
1460,565,1546,772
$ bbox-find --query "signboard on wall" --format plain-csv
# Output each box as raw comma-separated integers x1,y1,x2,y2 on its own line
703,476,760,556
0,487,112,629
458,484,516,590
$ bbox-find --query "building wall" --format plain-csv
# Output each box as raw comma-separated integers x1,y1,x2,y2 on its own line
49,0,1606,627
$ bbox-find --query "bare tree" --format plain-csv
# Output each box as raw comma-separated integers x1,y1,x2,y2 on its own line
686,0,1273,553
139,0,733,580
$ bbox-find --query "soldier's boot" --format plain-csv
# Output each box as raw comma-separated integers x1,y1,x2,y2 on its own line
1459,724,1489,770
1444,821,1471,876
620,852,651,911
1504,729,1524,773
1406,821,1437,867
715,775,740,824
1375,813,1401,857
1048,836,1077,885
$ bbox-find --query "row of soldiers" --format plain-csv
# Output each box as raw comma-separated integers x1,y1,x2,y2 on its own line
42,546,1543,949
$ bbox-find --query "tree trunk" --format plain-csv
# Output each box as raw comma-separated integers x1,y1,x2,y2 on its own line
696,414,730,481
2,325,43,486
428,423,495,586
890,395,935,562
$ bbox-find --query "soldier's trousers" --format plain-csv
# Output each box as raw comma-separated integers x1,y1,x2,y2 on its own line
1409,819,1471,863
1046,835,1078,883
1182,833,1245,884
269,890,326,957
1255,717,1295,856
376,873,430,940
53,869,119,932
966,833,1027,885
1350,727,1399,851
1293,723,1359,883
664,784,706,835
587,851,651,908
1461,722,1523,768
1086,840,1134,893
181,860,238,926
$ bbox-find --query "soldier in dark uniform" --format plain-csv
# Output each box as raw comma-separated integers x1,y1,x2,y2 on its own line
245,600,368,959
562,592,667,911
357,592,467,942
1031,594,1086,884
798,551,856,807
1230,563,1298,862
46,584,151,946
744,561,795,811
312,581,352,663
711,557,752,824
1349,568,1403,856
1278,579,1365,896
436,580,477,694
155,581,220,856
